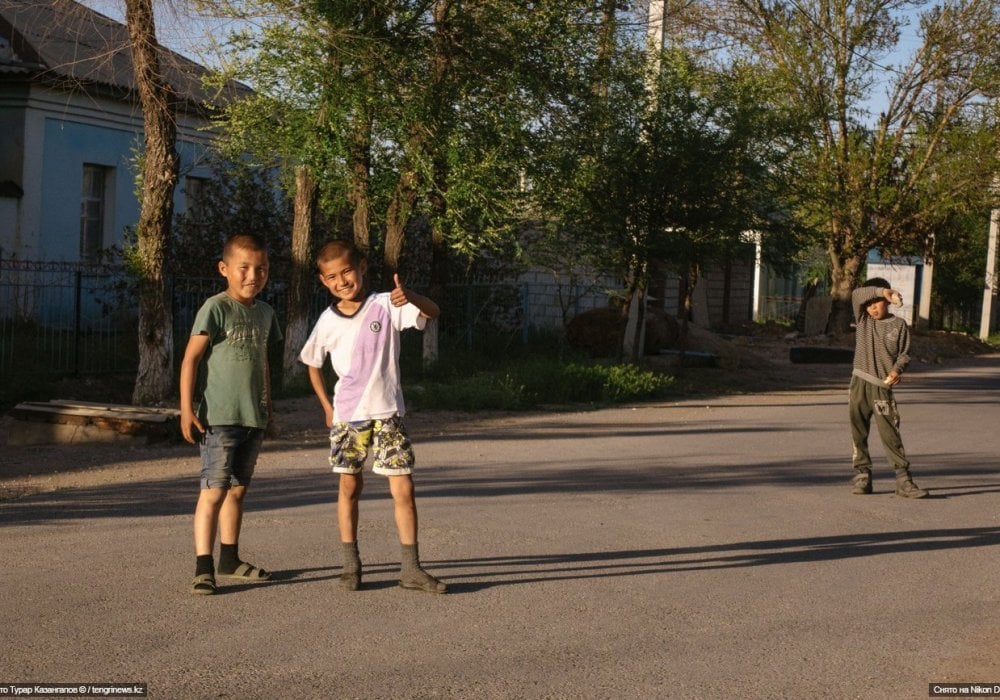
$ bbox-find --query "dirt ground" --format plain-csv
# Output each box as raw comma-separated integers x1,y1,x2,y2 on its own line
651,322,994,395
1,325,992,502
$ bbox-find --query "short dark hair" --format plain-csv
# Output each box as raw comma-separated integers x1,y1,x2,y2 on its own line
315,239,365,269
223,233,267,261
861,277,891,308
863,276,890,289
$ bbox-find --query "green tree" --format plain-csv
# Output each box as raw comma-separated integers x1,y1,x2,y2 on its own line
929,209,992,326
199,0,615,377
688,0,1000,332
171,156,292,278
529,44,805,360
201,0,385,386
205,0,614,269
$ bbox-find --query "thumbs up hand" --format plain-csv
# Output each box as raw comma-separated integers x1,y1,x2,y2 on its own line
390,273,409,307
387,272,440,320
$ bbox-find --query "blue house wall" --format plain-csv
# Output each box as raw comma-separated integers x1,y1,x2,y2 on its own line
37,117,212,261
40,119,135,260
1,0,240,265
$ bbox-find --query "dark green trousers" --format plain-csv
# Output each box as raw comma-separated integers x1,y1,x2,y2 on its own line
848,375,909,473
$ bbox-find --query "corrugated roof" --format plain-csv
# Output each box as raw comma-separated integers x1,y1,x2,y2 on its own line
0,0,249,111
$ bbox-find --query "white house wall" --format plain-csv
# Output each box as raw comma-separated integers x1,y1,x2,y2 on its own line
0,83,28,257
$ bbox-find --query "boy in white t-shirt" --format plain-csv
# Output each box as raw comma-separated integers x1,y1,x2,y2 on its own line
299,239,446,593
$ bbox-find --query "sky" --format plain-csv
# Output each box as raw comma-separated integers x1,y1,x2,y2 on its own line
76,0,237,67
77,0,922,118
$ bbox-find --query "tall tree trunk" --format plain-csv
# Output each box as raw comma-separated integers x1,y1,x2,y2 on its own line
622,255,648,363
676,261,699,363
826,249,863,335
282,165,317,390
428,0,453,294
421,0,455,368
348,113,372,254
593,0,616,100
384,163,419,282
126,0,179,406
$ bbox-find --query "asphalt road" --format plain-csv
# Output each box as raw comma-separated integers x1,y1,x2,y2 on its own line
3,355,1000,699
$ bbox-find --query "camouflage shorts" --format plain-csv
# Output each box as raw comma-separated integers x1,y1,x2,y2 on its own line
328,415,415,476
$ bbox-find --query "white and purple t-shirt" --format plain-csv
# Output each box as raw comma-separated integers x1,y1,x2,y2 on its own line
299,292,425,423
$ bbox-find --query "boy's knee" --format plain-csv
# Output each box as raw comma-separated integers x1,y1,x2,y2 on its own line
388,475,415,502
339,475,363,499
226,486,248,503
197,486,228,504
195,488,228,517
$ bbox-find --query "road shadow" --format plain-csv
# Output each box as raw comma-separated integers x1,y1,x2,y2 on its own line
429,526,1000,592
2,453,999,525
207,563,405,595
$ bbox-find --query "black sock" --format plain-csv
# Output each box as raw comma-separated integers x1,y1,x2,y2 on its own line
219,543,240,572
195,554,214,577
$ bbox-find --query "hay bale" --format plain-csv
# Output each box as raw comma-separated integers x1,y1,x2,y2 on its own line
566,306,681,357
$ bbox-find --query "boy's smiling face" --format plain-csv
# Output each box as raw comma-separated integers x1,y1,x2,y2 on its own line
218,246,268,306
317,252,367,308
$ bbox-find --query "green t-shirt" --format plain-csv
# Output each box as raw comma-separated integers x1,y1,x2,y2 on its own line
192,292,282,429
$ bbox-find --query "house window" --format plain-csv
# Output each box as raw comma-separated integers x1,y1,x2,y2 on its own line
184,176,207,217
80,164,110,262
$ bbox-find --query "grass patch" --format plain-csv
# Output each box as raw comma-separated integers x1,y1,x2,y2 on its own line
0,328,678,413
408,356,675,411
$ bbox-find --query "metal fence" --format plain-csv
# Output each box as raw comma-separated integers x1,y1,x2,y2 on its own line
754,292,986,334
6,258,985,407
0,260,134,377
0,259,588,405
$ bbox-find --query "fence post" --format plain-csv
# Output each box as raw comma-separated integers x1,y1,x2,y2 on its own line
465,285,474,349
73,269,82,376
521,284,529,344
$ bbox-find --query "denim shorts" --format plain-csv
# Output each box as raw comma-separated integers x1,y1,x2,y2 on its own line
328,415,415,476
200,425,264,489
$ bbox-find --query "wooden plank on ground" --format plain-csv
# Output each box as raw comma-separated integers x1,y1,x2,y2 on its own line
7,401,181,444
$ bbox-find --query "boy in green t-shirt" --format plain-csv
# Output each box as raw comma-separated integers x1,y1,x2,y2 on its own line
179,233,283,595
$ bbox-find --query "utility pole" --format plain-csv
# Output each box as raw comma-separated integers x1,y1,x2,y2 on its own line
917,257,933,331
979,207,1000,340
624,1,668,360
647,0,666,65
917,234,934,332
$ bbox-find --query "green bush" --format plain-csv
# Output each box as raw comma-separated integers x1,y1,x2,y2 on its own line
407,356,674,411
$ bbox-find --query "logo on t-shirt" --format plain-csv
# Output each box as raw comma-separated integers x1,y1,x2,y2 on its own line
369,321,382,333
226,321,261,361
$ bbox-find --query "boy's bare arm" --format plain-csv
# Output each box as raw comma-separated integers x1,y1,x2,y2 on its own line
390,273,440,320
179,333,210,444
264,363,277,437
307,365,334,428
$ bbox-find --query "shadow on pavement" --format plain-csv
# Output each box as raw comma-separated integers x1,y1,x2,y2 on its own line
3,454,999,525
428,526,1000,592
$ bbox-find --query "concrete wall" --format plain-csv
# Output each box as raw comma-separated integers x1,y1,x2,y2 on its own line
651,259,756,328
520,256,756,333
518,268,616,330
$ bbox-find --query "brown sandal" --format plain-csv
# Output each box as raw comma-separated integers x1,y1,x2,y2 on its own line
191,573,216,596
